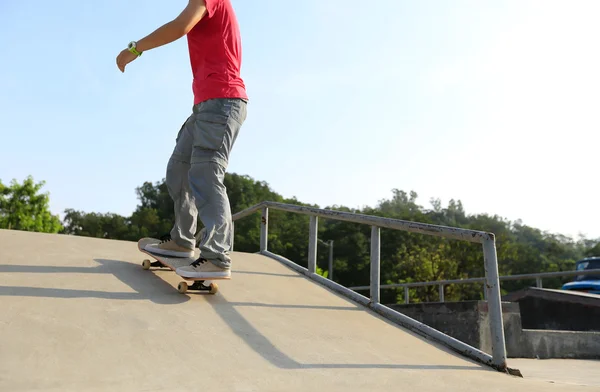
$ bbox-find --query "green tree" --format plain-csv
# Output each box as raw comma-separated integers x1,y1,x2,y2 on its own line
0,176,62,233
59,172,597,305
224,173,283,253
62,209,131,239
585,241,600,257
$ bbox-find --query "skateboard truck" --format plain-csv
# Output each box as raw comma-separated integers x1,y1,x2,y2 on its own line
142,259,165,269
141,257,219,294
177,280,218,294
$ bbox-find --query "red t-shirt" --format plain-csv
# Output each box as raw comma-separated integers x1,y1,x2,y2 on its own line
187,0,248,105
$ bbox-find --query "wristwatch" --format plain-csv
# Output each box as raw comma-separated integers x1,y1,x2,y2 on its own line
127,41,143,57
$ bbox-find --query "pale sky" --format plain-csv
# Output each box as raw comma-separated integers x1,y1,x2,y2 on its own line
0,0,598,240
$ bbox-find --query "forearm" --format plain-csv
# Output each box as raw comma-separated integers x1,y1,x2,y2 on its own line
135,21,187,53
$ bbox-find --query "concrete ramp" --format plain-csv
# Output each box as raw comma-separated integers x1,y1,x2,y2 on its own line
0,229,592,391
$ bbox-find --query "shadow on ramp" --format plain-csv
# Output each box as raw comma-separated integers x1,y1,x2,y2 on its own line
233,270,302,278
227,302,361,311
0,259,189,305
204,293,488,371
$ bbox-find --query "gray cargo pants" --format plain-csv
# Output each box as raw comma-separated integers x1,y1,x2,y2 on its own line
166,98,247,269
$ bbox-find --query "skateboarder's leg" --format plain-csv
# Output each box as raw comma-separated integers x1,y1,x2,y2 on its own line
188,161,233,267
144,116,197,258
176,98,247,278
166,158,198,249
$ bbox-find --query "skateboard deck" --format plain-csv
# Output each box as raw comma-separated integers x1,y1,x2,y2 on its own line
137,237,218,294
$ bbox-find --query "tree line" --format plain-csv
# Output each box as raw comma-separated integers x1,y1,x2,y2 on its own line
2,175,598,304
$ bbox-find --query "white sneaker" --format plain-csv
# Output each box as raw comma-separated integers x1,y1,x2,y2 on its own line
177,258,231,279
144,237,194,258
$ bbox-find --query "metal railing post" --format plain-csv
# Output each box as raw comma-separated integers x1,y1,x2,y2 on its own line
370,226,380,304
482,237,507,370
404,287,409,304
536,277,542,288
260,207,268,252
231,221,234,252
439,284,444,302
308,216,318,273
328,240,334,280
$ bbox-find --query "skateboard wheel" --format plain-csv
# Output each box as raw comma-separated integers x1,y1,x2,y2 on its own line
178,281,188,294
142,259,151,270
209,283,219,294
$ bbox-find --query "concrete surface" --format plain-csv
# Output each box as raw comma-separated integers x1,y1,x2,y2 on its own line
510,359,600,388
1,229,599,391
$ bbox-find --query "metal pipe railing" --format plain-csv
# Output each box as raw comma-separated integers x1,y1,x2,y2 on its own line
308,216,318,274
260,207,268,252
370,226,381,304
233,201,494,243
348,269,600,303
231,201,508,372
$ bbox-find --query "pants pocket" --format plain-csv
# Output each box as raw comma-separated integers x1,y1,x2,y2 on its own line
193,109,230,152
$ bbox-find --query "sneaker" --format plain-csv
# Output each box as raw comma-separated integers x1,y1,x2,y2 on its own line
176,258,231,279
144,235,194,258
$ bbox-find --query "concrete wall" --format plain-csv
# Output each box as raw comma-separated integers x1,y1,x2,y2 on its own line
388,301,600,359
515,330,600,359
502,287,600,331
387,301,490,349
477,302,523,356
388,301,522,355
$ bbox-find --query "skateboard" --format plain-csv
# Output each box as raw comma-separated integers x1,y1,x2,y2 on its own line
137,237,218,295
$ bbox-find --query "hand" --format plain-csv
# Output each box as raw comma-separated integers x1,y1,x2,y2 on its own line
116,48,138,73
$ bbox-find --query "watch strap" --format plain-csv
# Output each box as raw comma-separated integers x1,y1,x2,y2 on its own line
128,41,143,57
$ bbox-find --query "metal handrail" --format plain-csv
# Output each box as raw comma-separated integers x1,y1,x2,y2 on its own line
349,269,600,304
231,201,508,372
233,201,495,243
349,269,600,289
